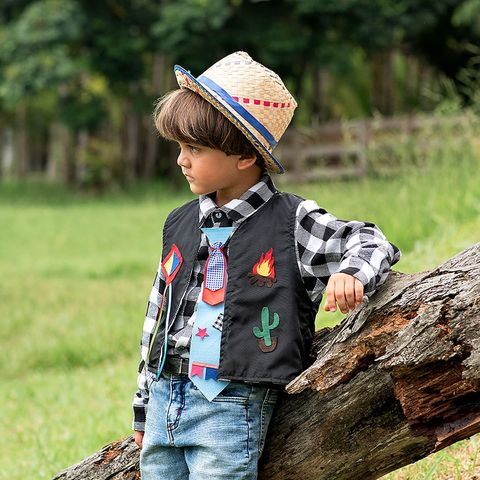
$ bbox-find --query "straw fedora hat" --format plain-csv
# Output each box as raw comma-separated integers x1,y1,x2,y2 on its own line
174,51,297,174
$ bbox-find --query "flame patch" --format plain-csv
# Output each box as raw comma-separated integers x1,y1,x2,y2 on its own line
248,248,277,287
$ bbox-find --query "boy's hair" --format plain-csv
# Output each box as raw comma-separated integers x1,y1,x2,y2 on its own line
153,89,266,171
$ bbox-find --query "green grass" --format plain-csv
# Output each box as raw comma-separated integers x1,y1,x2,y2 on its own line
1,130,480,479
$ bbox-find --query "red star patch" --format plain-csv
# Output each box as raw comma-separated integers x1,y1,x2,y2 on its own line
196,327,209,340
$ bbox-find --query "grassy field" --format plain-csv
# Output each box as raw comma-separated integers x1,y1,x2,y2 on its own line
1,131,480,479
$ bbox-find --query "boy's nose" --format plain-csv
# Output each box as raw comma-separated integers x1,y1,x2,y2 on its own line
177,152,190,168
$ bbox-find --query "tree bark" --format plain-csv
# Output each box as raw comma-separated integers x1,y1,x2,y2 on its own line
143,53,166,179
372,50,394,116
53,243,480,480
121,83,141,185
0,126,14,179
75,128,89,184
14,105,29,178
311,68,329,127
46,122,73,183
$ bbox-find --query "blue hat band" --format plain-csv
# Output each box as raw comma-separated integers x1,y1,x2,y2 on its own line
197,75,278,150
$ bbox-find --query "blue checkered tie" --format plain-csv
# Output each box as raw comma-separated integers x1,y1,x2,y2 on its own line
205,242,224,289
188,226,233,400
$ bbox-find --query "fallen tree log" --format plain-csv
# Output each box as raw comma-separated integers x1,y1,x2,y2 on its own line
53,243,480,480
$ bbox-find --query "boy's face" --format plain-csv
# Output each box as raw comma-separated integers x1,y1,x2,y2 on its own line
176,142,255,196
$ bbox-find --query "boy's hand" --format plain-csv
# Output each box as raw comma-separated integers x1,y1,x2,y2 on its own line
324,272,364,314
134,430,144,449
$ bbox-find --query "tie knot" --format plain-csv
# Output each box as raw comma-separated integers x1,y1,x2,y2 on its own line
210,241,223,250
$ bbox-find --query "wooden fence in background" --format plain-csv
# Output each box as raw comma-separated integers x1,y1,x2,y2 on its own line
277,113,474,182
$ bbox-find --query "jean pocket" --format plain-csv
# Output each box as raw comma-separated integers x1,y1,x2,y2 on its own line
211,381,252,404
259,388,278,455
265,387,280,405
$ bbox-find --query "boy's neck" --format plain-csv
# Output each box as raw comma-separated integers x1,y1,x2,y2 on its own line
214,171,263,207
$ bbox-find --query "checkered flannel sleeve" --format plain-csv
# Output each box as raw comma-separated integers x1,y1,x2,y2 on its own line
295,199,401,304
132,259,166,432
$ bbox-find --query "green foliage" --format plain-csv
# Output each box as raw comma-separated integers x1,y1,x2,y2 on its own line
2,0,480,186
80,0,160,89
152,0,232,63
289,0,457,53
0,0,85,107
453,0,480,33
77,137,124,192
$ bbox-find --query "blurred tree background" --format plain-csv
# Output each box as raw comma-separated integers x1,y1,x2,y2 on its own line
1,0,480,189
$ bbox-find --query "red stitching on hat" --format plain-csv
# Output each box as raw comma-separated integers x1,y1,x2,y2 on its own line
230,95,291,108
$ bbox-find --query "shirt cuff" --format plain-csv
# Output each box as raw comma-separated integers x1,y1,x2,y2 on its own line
132,403,147,432
132,421,145,432
338,257,376,288
336,266,367,283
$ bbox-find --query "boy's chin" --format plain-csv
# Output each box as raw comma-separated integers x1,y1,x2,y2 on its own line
188,183,209,196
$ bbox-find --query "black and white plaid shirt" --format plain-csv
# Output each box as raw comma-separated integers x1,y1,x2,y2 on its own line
132,173,401,431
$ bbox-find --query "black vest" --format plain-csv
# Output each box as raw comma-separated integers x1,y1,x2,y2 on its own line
147,191,319,386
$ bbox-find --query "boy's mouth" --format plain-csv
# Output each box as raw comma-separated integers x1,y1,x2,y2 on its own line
184,174,194,182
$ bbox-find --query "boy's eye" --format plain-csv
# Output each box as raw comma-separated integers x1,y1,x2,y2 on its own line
177,143,201,153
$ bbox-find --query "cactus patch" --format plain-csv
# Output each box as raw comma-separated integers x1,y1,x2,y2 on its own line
253,306,280,352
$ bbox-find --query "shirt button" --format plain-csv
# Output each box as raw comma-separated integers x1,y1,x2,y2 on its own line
215,211,223,219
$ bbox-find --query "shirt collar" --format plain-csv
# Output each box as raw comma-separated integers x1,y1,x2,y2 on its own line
198,173,278,226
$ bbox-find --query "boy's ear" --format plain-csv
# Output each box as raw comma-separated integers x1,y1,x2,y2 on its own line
237,153,258,170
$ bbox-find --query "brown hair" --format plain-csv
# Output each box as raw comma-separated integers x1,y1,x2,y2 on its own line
153,89,265,170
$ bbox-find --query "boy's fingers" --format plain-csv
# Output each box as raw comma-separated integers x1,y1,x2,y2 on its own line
355,280,364,305
134,431,144,449
334,277,348,314
344,276,356,310
324,275,365,313
324,279,337,311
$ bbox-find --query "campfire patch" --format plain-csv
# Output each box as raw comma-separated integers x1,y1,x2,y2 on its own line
248,248,277,287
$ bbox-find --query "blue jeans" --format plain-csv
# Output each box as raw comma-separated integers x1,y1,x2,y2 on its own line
140,371,280,479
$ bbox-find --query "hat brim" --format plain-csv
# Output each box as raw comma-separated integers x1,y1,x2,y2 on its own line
173,65,285,174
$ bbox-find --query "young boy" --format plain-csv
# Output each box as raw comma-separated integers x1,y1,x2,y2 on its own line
132,51,401,479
